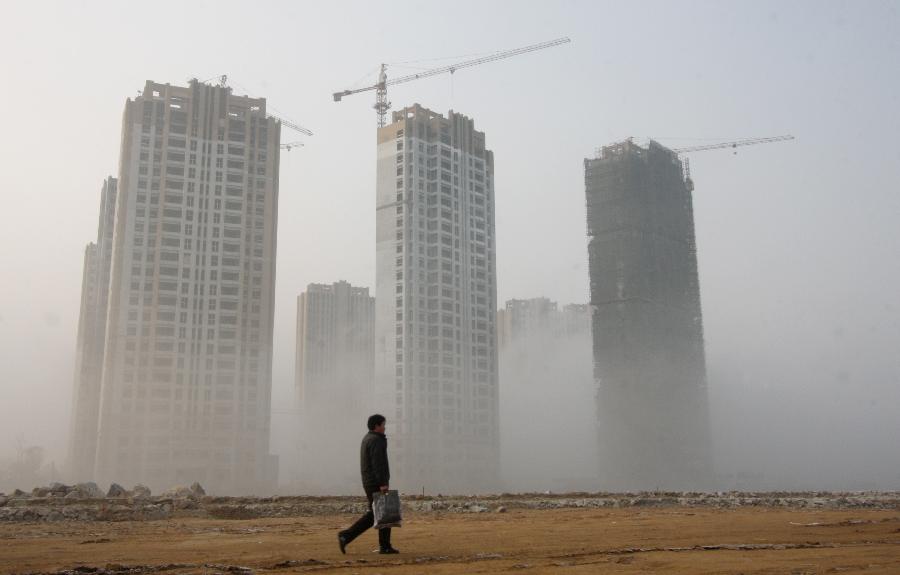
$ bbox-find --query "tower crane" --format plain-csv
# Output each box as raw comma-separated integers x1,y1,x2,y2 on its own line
667,135,795,191
332,37,571,127
201,74,314,139
273,116,313,137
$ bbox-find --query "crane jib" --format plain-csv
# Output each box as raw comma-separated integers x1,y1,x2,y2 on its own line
331,37,572,127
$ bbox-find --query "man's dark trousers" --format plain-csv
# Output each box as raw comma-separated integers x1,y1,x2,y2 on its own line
341,488,391,549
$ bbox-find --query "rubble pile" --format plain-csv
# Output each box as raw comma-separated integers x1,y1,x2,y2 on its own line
0,482,206,523
1,486,897,523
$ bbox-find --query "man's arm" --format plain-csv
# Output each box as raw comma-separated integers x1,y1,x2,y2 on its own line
370,436,390,490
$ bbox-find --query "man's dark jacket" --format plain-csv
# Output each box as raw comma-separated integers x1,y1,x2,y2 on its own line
360,431,390,490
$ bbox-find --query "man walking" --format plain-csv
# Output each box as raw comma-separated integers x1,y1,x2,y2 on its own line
338,414,399,554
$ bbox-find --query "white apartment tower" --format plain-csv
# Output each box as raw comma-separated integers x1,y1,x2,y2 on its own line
295,281,375,492
69,177,117,481
375,104,498,493
93,80,280,493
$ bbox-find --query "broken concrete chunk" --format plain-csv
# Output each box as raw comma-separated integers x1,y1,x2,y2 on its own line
107,483,127,498
131,484,151,499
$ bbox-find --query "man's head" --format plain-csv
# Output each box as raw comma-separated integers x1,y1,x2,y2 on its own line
367,413,386,432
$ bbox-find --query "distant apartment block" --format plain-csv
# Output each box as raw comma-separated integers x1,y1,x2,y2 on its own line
92,80,280,493
375,104,499,493
497,297,595,491
294,281,375,491
497,297,558,348
68,177,117,481
497,298,591,348
296,281,375,406
585,139,711,490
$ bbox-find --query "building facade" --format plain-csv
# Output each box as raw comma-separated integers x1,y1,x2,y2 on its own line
375,105,499,493
93,80,280,493
294,281,375,492
68,177,117,482
585,139,711,490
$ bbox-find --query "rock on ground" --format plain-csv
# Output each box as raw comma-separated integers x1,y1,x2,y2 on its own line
131,484,151,499
107,483,127,498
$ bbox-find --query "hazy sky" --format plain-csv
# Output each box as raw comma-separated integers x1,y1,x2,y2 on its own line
1,0,898,485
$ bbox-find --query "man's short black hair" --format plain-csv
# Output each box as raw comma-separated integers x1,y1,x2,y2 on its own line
367,413,386,431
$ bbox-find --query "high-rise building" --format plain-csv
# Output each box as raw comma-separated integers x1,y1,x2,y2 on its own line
93,80,280,493
497,297,560,348
497,298,592,348
294,281,375,492
585,139,711,490
374,104,498,493
68,177,117,481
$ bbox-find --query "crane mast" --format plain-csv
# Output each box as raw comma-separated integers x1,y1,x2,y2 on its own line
374,64,390,128
333,37,571,127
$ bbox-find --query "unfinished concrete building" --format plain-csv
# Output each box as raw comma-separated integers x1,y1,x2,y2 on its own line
585,139,711,490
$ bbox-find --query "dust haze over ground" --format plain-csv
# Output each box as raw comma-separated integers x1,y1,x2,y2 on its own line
1,1,899,494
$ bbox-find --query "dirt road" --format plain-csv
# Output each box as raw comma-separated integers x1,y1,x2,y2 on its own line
3,506,899,574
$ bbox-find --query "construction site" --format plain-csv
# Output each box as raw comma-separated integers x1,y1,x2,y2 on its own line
5,1,900,573
2,489,900,574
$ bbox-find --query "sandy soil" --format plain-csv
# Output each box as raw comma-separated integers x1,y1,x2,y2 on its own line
2,507,899,574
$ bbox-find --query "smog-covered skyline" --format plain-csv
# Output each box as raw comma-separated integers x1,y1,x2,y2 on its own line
1,0,898,492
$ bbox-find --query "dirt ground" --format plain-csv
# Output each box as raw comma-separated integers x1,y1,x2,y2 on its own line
2,507,899,574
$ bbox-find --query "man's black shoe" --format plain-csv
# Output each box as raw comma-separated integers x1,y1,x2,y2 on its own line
337,533,348,554
379,547,399,554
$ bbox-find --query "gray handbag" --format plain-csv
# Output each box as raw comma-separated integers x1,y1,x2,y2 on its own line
372,489,402,529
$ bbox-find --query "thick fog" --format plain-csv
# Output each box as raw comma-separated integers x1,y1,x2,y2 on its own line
706,269,900,490
498,318,597,492
2,1,899,493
